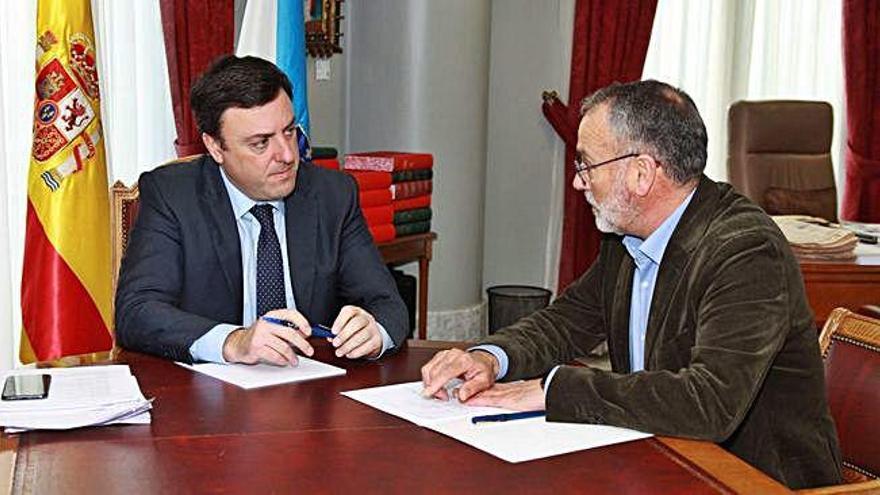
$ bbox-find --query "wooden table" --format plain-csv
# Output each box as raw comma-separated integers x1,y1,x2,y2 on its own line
378,232,437,339
800,259,880,327
1,342,789,494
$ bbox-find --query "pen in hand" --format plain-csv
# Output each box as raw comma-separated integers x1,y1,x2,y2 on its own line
261,316,336,339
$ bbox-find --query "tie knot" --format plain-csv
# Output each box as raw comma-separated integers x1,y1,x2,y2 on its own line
250,204,275,227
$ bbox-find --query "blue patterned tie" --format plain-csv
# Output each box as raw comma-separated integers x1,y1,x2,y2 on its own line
251,204,286,318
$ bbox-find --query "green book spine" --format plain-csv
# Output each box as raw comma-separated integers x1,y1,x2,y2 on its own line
394,220,431,237
393,208,432,224
392,169,433,182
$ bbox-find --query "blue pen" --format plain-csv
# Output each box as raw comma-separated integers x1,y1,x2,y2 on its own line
470,410,546,424
261,316,335,339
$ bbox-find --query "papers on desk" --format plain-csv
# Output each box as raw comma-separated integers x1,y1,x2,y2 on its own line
0,365,151,433
177,356,346,389
342,381,652,463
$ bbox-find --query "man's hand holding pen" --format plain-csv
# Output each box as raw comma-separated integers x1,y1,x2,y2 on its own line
222,309,314,366
221,305,385,366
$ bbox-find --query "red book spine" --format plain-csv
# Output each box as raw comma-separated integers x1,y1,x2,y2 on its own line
393,194,431,211
391,180,432,200
368,224,396,243
346,171,392,191
359,189,393,208
312,158,340,170
361,205,394,226
344,151,433,172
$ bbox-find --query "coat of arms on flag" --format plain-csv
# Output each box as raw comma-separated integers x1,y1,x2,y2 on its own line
32,51,101,192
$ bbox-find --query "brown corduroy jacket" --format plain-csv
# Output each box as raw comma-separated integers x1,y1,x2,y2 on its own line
481,176,841,489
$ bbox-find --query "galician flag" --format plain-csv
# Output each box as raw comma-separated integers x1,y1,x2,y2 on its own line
237,0,311,137
21,0,113,362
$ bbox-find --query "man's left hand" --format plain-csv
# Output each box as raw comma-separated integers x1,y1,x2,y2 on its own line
330,305,383,359
464,379,545,411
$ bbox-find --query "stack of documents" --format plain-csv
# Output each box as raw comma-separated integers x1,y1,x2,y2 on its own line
773,215,858,261
0,365,151,433
342,381,651,463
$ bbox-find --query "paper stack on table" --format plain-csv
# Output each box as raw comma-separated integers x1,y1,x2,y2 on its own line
342,381,652,463
0,365,151,433
773,215,858,261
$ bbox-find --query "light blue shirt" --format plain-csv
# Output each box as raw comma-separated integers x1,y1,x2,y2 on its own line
620,188,694,371
189,168,393,362
476,188,696,393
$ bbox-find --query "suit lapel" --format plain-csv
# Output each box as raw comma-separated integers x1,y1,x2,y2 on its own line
609,251,634,372
198,160,243,308
643,176,720,363
286,168,317,312
643,247,685,365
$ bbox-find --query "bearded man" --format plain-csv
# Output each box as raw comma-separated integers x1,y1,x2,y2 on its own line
420,80,841,489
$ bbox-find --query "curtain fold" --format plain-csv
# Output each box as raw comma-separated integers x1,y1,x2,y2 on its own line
159,0,234,157
551,0,658,293
841,0,880,222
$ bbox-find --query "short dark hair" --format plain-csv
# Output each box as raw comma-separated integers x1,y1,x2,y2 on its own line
190,55,293,142
580,80,707,184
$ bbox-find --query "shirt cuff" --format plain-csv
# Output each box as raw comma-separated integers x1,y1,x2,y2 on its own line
189,323,240,363
467,344,509,380
369,321,395,360
542,365,562,397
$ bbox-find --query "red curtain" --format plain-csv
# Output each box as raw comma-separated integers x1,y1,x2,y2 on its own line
159,0,235,157
841,0,880,222
543,0,658,293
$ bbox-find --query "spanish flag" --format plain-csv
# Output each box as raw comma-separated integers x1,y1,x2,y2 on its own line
20,0,113,363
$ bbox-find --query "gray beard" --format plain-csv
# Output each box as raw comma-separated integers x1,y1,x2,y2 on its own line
585,189,627,236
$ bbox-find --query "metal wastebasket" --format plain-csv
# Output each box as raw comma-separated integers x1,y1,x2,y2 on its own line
486,285,552,334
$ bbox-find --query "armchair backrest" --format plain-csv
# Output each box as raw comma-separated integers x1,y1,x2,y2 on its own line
727,100,837,221
819,308,880,482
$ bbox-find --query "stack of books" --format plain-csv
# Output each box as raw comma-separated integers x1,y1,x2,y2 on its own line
310,147,340,170
772,215,858,261
347,170,395,242
345,151,433,242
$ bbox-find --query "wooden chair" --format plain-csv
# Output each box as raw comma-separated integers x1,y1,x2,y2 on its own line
110,180,140,297
800,308,880,494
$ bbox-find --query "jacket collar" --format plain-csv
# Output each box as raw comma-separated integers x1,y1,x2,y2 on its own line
642,175,720,362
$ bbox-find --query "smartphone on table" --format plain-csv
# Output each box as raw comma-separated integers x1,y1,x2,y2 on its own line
1,374,51,401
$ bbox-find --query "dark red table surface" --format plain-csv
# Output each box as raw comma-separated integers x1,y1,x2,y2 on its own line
3,342,788,494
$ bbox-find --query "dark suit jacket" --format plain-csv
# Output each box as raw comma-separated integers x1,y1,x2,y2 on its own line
481,176,841,489
115,155,408,363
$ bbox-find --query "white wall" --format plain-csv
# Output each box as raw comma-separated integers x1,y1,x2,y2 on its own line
346,1,492,337
482,0,574,295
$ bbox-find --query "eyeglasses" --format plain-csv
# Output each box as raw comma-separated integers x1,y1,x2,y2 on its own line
573,152,639,184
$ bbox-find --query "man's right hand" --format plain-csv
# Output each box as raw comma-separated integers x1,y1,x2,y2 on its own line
420,348,499,402
222,309,315,366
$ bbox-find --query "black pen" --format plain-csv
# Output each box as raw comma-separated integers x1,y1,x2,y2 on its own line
471,410,546,424
261,317,336,339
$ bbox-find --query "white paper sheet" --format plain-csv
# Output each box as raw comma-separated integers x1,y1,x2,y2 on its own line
177,356,346,389
341,381,511,426
342,380,652,463
427,416,652,463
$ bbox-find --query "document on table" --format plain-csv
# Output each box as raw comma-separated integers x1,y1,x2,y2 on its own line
342,381,652,463
177,356,346,389
0,365,152,433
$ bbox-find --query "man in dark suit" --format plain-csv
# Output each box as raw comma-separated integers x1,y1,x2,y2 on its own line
421,80,841,489
115,56,407,366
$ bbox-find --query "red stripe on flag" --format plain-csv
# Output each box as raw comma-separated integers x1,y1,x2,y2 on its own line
21,201,112,361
